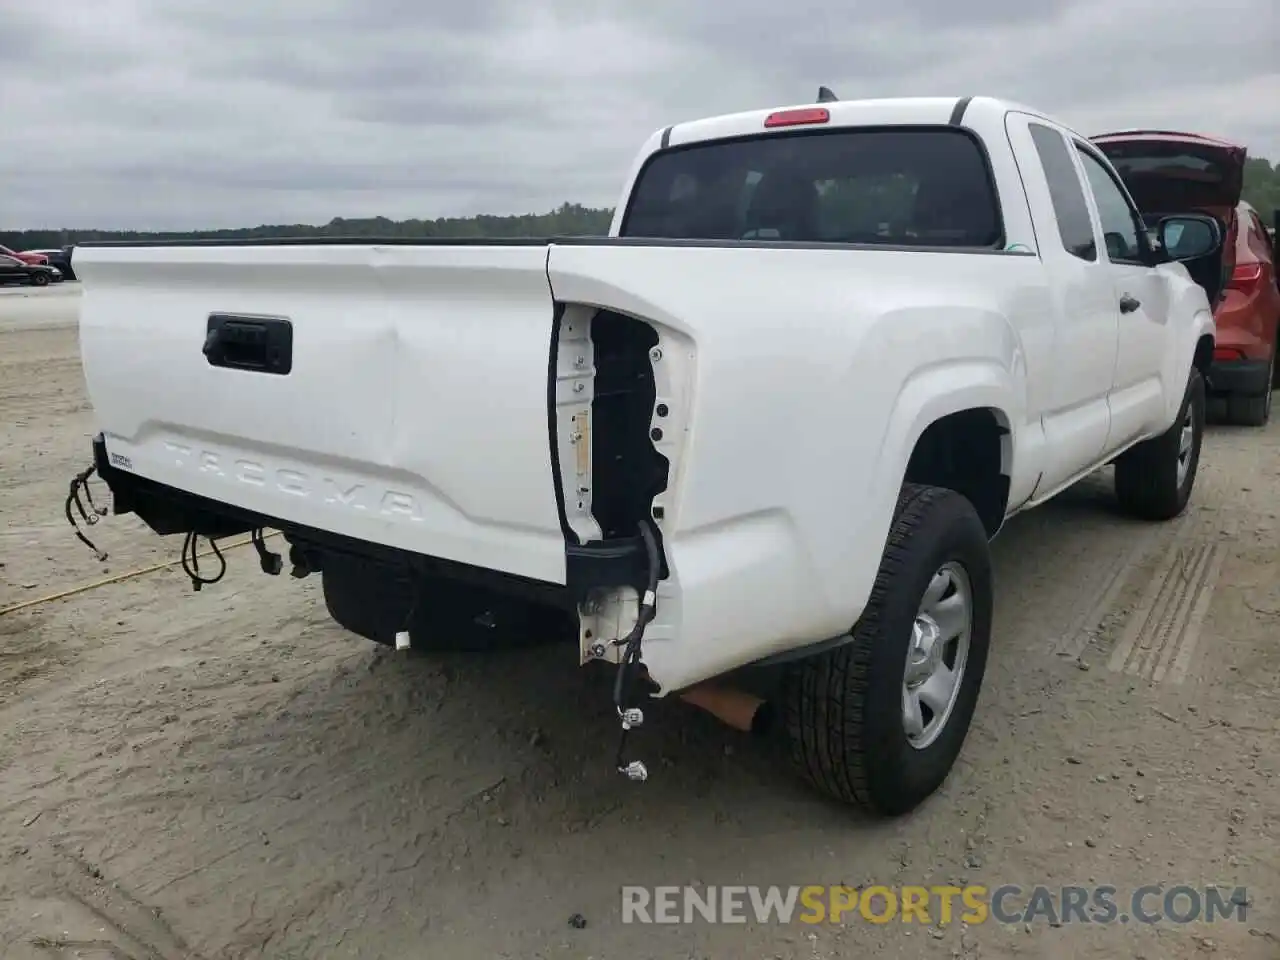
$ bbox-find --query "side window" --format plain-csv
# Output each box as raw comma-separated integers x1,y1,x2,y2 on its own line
1028,123,1097,261
1074,146,1146,265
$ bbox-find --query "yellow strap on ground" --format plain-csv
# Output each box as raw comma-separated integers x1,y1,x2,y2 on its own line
0,531,284,617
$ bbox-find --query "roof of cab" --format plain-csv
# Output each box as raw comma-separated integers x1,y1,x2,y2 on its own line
660,94,1074,151
666,96,956,149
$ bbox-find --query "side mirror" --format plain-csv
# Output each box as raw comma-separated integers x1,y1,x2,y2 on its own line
1156,214,1220,262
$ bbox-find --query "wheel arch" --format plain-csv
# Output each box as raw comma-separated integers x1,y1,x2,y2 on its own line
904,407,1012,537
1193,332,1214,377
874,360,1020,542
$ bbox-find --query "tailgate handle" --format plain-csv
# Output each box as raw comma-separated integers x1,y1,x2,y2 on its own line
203,314,293,375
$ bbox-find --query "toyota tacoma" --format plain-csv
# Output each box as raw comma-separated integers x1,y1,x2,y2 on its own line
67,93,1220,817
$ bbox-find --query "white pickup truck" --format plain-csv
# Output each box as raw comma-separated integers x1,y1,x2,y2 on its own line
70,94,1220,817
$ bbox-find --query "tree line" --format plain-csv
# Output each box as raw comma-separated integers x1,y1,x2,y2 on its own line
1243,157,1280,225
2,159,1276,250
1,203,614,250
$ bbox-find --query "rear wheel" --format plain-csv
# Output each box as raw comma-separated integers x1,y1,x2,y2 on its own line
1224,390,1271,427
782,483,993,817
1115,367,1204,520
1223,337,1275,427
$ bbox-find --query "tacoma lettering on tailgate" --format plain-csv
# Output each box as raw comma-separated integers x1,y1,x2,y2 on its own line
161,441,423,520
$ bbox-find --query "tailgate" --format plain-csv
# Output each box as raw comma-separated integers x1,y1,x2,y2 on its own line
76,242,569,584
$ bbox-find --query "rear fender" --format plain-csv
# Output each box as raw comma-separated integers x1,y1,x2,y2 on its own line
857,361,1018,574
547,242,1030,690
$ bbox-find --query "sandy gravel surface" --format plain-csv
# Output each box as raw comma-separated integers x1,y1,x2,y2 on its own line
1,288,1277,959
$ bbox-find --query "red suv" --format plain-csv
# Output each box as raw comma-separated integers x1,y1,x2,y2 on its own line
0,244,49,266
1092,131,1280,425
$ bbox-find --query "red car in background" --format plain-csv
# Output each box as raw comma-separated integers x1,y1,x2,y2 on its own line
1093,131,1280,425
0,244,49,266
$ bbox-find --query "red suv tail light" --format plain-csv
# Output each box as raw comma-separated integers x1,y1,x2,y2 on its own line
1227,263,1263,294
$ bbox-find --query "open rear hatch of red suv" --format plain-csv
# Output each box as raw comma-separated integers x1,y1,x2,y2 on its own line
1093,131,1248,307
1091,130,1246,216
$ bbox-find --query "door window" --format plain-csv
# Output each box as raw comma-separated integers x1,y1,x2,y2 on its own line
1074,146,1148,265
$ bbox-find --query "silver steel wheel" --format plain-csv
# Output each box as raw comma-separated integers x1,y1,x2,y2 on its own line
903,562,972,750
1176,406,1195,487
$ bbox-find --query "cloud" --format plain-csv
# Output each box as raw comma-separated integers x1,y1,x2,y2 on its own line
1,0,1275,229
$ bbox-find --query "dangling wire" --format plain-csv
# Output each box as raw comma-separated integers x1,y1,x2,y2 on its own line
181,530,226,591
65,464,108,561
611,519,662,777
250,526,283,575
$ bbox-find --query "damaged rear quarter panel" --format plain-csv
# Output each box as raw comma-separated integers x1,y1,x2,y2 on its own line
547,242,1026,691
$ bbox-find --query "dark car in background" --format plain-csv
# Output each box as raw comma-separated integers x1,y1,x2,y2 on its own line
0,254,61,286
19,245,76,281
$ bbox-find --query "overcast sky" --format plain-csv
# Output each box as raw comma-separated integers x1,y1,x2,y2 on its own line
2,0,1276,231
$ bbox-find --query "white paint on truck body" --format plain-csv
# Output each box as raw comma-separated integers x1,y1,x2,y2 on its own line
76,95,1215,694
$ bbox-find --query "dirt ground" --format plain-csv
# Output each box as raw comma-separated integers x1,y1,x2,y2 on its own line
1,287,1277,959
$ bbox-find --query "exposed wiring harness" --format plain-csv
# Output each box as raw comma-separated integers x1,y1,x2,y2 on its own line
186,527,282,591
611,519,662,781
251,527,283,575
394,556,429,648
65,464,109,562
181,530,226,591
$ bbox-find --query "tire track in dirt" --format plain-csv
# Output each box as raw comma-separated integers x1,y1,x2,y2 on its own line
35,844,209,960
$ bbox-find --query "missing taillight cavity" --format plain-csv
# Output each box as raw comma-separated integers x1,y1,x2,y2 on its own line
589,311,670,540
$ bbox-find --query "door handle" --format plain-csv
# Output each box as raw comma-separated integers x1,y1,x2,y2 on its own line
204,314,293,375
1119,294,1141,314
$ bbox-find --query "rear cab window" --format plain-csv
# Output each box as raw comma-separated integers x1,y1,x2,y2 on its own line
620,128,1004,249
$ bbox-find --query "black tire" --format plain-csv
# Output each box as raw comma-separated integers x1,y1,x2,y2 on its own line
1224,391,1270,427
1114,367,1205,520
30,272,49,287
1223,337,1275,427
781,483,993,817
